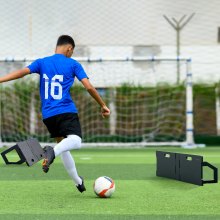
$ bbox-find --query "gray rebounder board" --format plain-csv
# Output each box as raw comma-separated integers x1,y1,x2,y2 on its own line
156,151,218,186
1,138,45,166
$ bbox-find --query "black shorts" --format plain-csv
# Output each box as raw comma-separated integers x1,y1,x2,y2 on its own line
43,113,82,138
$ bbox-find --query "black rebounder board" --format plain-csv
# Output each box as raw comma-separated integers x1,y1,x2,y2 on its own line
1,138,45,166
156,151,218,186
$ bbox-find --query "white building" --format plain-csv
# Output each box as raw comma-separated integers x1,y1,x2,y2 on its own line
0,0,220,83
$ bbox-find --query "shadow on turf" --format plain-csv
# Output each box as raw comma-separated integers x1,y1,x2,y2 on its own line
150,176,199,190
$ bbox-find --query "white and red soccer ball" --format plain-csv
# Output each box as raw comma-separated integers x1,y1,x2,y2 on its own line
93,176,115,198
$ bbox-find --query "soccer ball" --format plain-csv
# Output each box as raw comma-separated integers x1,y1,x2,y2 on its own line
93,176,115,198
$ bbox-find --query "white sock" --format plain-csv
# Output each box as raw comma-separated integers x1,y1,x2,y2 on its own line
53,135,82,185
53,135,81,157
60,151,82,185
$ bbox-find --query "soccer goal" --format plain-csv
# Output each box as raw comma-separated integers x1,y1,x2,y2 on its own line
0,57,198,148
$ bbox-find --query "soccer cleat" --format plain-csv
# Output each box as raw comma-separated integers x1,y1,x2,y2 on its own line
42,146,55,173
76,176,86,193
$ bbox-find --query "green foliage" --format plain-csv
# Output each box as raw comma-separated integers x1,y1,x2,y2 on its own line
1,81,219,143
1,80,39,141
193,84,217,136
216,81,220,97
115,83,186,142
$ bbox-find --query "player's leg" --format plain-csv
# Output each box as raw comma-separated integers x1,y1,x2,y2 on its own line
54,136,86,192
42,113,85,190
42,145,55,173
60,150,86,192
42,115,58,173
53,134,81,156
42,135,81,172
54,135,86,192
42,136,86,192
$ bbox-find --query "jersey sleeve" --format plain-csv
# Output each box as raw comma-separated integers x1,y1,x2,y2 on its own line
27,59,41,74
74,62,88,81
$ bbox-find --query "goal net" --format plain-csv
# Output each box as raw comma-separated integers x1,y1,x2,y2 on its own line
0,57,194,147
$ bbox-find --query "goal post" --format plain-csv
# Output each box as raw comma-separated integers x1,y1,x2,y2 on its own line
0,57,203,148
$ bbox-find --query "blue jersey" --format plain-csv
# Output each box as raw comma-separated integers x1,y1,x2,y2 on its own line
27,54,88,119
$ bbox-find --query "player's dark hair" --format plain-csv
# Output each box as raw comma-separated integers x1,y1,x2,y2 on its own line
56,35,75,48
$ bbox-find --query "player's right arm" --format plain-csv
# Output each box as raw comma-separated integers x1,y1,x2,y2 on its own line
74,61,110,118
81,78,111,118
0,68,30,83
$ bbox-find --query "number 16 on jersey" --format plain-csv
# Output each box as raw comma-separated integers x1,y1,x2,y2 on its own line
43,74,63,100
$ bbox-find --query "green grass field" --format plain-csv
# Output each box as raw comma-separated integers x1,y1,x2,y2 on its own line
0,147,220,220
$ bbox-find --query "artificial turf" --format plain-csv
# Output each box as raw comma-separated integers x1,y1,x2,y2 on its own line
0,147,219,220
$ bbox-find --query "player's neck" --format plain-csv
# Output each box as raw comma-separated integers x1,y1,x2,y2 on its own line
55,47,68,57
55,50,67,57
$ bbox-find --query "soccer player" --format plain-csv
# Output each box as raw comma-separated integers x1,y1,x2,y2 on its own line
0,35,110,193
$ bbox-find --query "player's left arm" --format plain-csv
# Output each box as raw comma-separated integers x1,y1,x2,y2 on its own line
81,78,111,118
0,67,30,83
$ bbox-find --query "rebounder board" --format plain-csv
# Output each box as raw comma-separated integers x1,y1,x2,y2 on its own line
156,151,218,186
1,138,44,166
